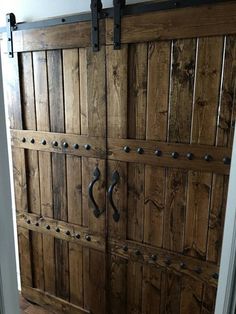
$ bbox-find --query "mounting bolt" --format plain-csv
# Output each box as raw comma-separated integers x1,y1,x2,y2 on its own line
85,235,91,241
204,154,212,162
180,262,186,269
56,227,60,233
151,254,157,261
76,234,80,239
41,139,46,145
63,142,68,148
73,143,79,149
52,141,58,147
123,146,130,153
223,157,231,165
123,245,128,252
46,225,50,230
84,144,91,150
30,138,35,144
155,149,162,157
66,230,70,236
186,152,194,160
137,147,144,154
135,249,141,256
171,152,179,159
22,137,26,143
212,272,219,280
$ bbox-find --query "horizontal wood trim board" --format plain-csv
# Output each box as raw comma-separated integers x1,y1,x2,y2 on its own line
108,138,231,174
1,20,105,53
108,239,219,288
17,212,105,252
22,286,90,314
106,1,236,44
11,129,106,158
17,213,218,287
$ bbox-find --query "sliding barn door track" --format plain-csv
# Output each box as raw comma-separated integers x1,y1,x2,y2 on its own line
1,0,235,55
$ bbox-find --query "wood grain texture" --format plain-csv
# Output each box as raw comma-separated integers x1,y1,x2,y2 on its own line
22,286,90,314
106,1,236,44
1,51,33,288
11,20,105,52
47,49,69,301
33,50,55,295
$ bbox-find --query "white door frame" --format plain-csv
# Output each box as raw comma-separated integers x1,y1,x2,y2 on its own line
0,54,19,314
215,130,236,314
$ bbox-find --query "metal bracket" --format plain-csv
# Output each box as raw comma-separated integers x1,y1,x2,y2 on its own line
113,0,126,50
91,0,103,52
6,13,16,58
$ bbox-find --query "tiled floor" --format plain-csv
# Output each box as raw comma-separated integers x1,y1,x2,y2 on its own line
19,294,53,314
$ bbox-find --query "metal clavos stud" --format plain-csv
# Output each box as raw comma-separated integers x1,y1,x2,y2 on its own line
41,139,47,145
123,245,128,252
195,267,202,274
76,233,80,239
52,140,58,147
135,249,141,256
204,154,213,162
35,222,39,227
212,272,219,280
186,152,194,160
27,219,31,224
85,235,91,241
73,143,79,150
223,157,231,165
155,149,162,157
150,254,157,262
165,258,171,266
30,138,35,144
66,230,70,236
123,146,130,153
46,225,50,230
137,147,144,155
56,227,60,233
22,137,26,143
63,142,68,148
180,262,186,269
84,144,91,150
171,152,179,159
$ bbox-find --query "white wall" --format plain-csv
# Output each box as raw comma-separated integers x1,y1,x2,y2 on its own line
0,0,148,26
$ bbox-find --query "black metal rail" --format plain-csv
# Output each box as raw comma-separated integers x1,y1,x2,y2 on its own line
0,0,233,34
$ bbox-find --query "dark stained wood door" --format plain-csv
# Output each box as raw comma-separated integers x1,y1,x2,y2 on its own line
1,21,107,314
1,1,236,314
105,2,236,313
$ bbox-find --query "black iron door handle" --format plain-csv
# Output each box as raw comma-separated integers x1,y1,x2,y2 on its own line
108,171,120,222
88,167,103,218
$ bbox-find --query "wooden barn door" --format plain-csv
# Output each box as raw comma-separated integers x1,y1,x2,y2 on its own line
105,2,235,313
1,21,107,313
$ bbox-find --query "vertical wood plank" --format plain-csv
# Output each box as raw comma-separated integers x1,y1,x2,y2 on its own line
63,48,84,307
81,47,106,314
201,285,216,314
1,51,33,287
127,262,143,314
179,277,203,314
144,41,171,249
79,48,88,136
20,52,44,290
47,49,69,301
107,45,128,139
142,266,162,314
164,39,196,254
207,35,236,265
33,50,55,295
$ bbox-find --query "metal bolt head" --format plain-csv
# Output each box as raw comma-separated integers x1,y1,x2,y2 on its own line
35,222,39,227
66,230,70,236
76,234,80,239
84,144,91,150
171,152,179,159
63,142,68,148
27,219,31,224
41,139,46,145
56,227,60,233
123,146,130,153
135,249,141,256
52,141,58,147
73,143,79,149
30,138,35,144
85,235,91,241
151,254,157,261
204,154,212,162
212,272,219,280
223,157,231,165
46,225,50,230
155,149,162,157
187,152,194,160
195,267,202,274
180,262,186,269
123,245,128,252
165,258,171,266
137,147,144,154
22,137,26,143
